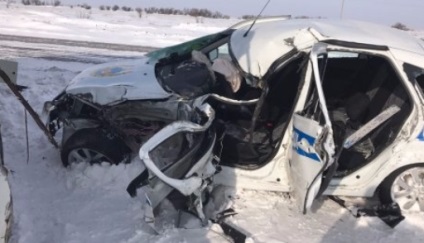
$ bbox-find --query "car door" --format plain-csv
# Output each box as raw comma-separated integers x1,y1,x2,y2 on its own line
289,43,336,214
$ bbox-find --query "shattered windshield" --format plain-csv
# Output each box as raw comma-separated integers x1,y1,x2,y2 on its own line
146,31,229,61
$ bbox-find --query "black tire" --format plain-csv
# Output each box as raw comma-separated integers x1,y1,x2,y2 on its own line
379,163,424,205
61,128,131,167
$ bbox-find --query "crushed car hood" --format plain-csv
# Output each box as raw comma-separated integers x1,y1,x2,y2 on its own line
66,58,171,105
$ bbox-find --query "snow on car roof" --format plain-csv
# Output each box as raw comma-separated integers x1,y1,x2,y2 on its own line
231,19,424,77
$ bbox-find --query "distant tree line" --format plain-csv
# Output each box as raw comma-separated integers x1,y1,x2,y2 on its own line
97,5,230,19
241,15,256,20
21,0,60,6
145,7,230,19
77,3,91,10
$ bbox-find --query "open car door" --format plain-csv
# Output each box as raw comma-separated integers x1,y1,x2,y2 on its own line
290,43,336,214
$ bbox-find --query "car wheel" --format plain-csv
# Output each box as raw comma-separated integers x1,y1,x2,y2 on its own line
379,164,424,213
61,128,131,167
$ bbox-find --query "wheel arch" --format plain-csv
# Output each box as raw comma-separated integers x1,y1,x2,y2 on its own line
62,118,101,146
60,127,131,166
377,162,424,212
377,162,424,191
325,142,424,198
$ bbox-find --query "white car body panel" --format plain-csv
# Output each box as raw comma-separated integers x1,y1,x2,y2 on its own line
230,22,317,78
214,147,292,191
66,58,171,105
390,49,424,69
325,140,424,197
231,19,424,77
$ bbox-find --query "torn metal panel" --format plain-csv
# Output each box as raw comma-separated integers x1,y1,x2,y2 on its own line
138,103,215,196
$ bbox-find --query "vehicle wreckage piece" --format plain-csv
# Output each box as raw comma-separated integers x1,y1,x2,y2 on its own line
330,196,405,228
131,102,218,228
140,103,215,196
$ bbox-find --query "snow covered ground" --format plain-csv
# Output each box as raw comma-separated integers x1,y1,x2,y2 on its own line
0,2,423,243
0,3,237,48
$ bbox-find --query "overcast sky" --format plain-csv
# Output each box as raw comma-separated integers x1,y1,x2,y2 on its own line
62,0,423,29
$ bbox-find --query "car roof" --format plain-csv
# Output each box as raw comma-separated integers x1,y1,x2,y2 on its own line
230,19,424,77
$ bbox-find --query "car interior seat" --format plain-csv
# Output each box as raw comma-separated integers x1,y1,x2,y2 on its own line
336,92,372,171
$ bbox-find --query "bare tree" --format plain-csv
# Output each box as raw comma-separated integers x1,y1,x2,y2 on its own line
121,6,132,12
6,0,13,8
391,22,411,31
135,7,142,18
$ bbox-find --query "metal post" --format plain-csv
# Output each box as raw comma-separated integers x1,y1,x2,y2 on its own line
340,0,346,19
0,68,59,148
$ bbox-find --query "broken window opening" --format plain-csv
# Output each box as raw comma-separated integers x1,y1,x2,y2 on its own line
403,63,424,97
319,51,413,175
214,54,307,169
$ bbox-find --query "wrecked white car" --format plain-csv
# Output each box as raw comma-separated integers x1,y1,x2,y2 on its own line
46,19,424,224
